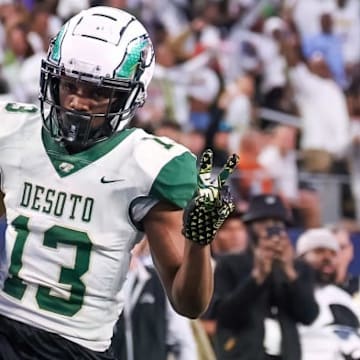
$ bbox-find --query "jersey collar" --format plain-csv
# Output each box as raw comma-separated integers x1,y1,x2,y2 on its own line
41,127,135,177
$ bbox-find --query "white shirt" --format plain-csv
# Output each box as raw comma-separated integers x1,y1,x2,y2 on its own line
333,0,360,64
225,94,252,154
289,64,350,156
258,145,299,200
299,284,360,360
291,0,335,38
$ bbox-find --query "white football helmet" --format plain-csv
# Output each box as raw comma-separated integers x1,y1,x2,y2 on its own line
40,6,155,148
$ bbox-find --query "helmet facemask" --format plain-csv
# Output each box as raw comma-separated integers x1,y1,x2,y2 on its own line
40,60,144,150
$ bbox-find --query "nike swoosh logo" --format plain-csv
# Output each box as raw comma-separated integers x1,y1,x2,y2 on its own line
100,177,125,184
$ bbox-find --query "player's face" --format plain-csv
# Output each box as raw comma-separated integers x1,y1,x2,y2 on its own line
58,77,112,128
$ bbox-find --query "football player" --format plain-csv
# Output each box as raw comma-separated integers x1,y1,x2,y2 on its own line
0,6,238,360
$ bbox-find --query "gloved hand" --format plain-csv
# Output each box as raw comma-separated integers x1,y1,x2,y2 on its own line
183,149,239,246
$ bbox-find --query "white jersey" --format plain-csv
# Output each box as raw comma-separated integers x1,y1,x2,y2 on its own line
0,101,197,351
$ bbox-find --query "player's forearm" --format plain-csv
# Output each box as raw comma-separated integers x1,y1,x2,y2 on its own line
171,242,213,318
171,151,237,317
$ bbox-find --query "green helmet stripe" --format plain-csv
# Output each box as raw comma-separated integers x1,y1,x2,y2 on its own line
50,25,68,63
115,39,149,79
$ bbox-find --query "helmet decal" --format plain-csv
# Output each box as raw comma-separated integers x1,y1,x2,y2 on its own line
115,37,153,80
49,25,68,64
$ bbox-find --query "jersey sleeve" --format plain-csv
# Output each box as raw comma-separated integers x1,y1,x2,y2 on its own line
133,133,198,209
149,150,197,208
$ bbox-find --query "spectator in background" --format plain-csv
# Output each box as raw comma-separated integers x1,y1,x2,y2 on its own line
147,40,217,128
347,73,360,223
180,129,206,161
218,73,255,154
328,224,360,297
187,66,220,132
296,228,360,360
260,16,287,112
176,2,222,59
147,41,181,125
149,17,208,64
111,239,198,360
225,26,263,90
282,35,350,174
0,1,49,103
207,194,318,360
30,2,62,52
258,124,322,229
2,21,35,101
302,10,348,89
236,129,274,208
200,210,248,343
332,0,360,77
211,210,248,260
210,120,233,168
153,120,183,144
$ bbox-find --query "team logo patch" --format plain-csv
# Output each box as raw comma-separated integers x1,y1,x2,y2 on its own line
59,162,75,173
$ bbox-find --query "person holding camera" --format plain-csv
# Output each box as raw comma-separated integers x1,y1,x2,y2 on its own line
207,194,319,360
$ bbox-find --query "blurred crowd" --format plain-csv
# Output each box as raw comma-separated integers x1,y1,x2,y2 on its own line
1,0,360,359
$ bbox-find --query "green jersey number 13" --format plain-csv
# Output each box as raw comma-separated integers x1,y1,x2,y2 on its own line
3,215,92,317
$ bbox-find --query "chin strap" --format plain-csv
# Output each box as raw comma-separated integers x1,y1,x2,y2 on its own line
183,149,239,246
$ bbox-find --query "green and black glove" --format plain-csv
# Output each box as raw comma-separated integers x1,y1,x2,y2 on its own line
183,149,239,246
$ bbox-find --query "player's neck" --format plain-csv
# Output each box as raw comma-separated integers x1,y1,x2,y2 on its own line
64,143,90,154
